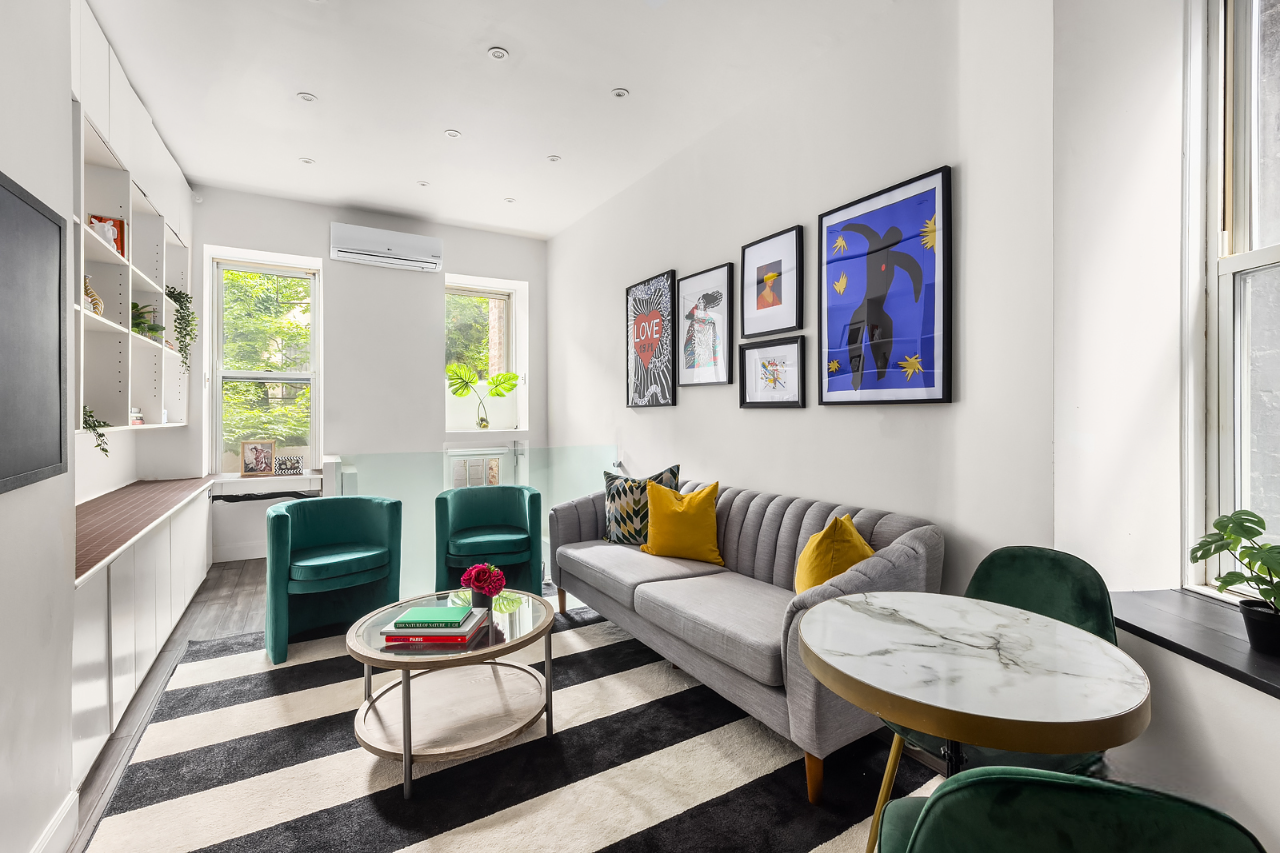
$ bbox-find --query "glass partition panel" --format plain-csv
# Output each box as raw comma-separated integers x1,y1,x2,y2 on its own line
342,445,618,596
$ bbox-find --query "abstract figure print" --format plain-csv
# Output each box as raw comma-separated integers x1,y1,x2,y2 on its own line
759,357,786,390
627,271,676,407
756,261,783,311
827,189,934,392
683,290,722,370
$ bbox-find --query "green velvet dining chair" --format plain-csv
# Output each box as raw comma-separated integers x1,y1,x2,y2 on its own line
887,545,1118,776
435,485,541,595
265,496,402,664
878,767,1265,853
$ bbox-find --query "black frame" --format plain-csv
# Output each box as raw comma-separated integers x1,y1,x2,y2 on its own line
738,334,806,408
740,225,804,339
817,166,952,406
625,269,678,408
676,262,734,387
0,167,67,496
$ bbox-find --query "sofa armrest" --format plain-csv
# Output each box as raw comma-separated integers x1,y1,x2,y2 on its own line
781,524,945,756
548,490,606,587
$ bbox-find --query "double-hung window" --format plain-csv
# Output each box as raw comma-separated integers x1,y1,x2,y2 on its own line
1203,0,1280,585
444,281,520,431
214,260,318,474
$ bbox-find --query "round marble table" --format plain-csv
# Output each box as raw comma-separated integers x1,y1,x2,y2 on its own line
798,591,1151,853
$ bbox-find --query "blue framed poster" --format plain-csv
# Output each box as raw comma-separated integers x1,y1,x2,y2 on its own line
818,166,952,404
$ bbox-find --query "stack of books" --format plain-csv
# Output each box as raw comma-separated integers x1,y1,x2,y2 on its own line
380,606,488,647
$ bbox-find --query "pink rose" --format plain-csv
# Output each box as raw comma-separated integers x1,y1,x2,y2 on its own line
461,563,506,597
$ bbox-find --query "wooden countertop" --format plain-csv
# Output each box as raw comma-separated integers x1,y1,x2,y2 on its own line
76,476,214,579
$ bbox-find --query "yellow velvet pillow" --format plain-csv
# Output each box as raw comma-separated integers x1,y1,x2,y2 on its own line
640,481,725,566
794,514,875,593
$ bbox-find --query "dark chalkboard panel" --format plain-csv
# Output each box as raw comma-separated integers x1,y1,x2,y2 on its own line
0,168,66,494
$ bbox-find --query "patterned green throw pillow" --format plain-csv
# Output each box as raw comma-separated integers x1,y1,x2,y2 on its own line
603,464,680,545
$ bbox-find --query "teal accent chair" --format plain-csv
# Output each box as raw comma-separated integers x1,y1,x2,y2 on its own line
879,767,1265,853
435,485,541,595
266,496,402,664
888,545,1117,776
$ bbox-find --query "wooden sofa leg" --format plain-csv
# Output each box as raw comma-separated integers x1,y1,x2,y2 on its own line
804,752,823,805
557,588,566,614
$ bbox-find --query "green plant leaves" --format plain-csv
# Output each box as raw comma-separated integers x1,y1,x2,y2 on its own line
1212,509,1266,540
1190,532,1236,562
486,372,519,398
447,363,478,397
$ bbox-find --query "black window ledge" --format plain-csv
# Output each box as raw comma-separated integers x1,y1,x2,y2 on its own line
1112,589,1280,701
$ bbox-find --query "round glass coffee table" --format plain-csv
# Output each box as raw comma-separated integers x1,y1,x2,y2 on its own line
345,589,555,798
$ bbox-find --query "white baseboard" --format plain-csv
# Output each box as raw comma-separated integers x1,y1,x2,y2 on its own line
30,791,77,853
212,541,266,563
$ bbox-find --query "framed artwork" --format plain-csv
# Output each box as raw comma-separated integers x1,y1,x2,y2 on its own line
818,166,952,405
626,270,677,408
739,335,805,408
740,225,803,339
240,440,276,476
676,263,734,386
88,214,126,258
274,455,304,476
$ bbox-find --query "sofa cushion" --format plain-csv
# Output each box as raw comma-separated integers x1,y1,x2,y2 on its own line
448,524,530,556
290,543,390,582
557,540,725,609
634,572,794,687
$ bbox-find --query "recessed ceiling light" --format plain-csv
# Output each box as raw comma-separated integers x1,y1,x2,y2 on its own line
444,129,462,138
299,157,315,165
611,88,630,98
416,180,430,187
547,155,561,162
297,92,318,103
193,196,203,204
488,46,509,60
505,198,516,203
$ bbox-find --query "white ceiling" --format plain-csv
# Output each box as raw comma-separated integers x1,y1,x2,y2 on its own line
89,0,850,239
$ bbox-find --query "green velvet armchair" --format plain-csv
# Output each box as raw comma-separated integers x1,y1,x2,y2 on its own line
266,496,402,664
887,545,1117,776
435,485,541,595
878,767,1264,853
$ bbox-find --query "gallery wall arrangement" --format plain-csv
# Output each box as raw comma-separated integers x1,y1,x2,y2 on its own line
622,166,953,412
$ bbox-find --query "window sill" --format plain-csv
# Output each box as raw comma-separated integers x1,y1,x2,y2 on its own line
211,471,323,496
1111,589,1280,701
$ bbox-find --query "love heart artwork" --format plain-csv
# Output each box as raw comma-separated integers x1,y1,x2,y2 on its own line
632,310,664,369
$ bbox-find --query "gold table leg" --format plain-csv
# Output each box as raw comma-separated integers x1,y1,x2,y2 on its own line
866,733,904,853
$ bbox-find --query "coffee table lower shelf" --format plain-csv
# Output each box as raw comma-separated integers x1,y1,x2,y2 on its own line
354,662,549,797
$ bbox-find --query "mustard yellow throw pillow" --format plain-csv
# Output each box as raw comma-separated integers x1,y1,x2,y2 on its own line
641,481,725,566
794,514,875,593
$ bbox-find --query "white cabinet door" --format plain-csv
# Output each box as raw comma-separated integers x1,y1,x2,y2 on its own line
108,51,133,166
143,521,174,643
79,0,110,139
178,494,211,603
109,547,135,728
133,527,158,686
73,568,111,784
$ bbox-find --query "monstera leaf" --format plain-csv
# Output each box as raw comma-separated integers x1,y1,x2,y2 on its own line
1193,509,1280,613
447,363,479,397
1213,509,1266,541
486,372,520,398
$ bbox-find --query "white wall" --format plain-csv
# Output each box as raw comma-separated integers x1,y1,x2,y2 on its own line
1052,0,1186,590
0,3,78,853
192,186,549,455
546,0,1055,594
1109,632,1280,850
74,428,136,503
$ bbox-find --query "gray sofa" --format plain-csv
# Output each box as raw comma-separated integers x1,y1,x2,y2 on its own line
548,480,945,803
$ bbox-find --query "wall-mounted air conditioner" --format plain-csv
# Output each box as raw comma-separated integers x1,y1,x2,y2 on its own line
329,222,443,272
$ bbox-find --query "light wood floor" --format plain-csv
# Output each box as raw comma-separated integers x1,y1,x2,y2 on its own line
70,559,269,853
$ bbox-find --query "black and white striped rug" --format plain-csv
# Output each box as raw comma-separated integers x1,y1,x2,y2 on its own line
87,609,939,852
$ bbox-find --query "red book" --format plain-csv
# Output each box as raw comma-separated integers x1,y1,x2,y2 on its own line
384,614,489,646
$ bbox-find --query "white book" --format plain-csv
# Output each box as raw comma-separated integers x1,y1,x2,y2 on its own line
380,608,487,637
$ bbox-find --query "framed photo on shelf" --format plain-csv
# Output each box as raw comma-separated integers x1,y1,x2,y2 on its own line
818,166,952,405
676,263,734,387
240,440,276,477
274,455,304,476
626,270,677,408
739,335,806,408
741,225,803,339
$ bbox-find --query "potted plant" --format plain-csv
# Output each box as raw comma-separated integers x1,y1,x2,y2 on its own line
131,302,164,341
445,364,519,429
1190,509,1280,655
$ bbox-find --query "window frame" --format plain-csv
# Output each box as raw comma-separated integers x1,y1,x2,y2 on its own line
1197,0,1280,594
210,253,323,476
444,283,515,381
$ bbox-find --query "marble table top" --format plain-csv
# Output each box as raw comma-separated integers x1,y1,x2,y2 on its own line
799,592,1151,752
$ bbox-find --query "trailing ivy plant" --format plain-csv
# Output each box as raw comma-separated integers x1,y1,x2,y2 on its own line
1190,509,1280,614
445,363,519,429
82,405,110,457
131,302,164,340
166,286,197,374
